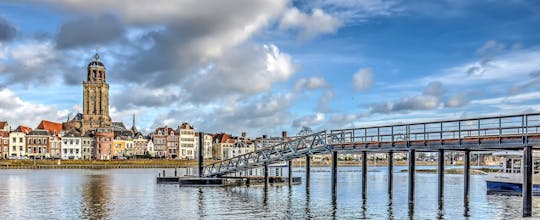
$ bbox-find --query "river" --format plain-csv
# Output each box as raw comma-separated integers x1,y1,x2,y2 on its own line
0,166,538,219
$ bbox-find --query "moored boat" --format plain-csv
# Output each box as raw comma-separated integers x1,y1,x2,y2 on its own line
486,151,540,195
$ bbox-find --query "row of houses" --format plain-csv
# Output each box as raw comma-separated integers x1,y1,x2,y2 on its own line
0,120,296,161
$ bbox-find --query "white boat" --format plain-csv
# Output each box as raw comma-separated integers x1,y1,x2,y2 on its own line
485,151,540,195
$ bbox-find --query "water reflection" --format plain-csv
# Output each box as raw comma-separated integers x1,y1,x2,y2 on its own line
387,194,394,220
81,174,110,219
305,184,312,219
197,188,205,219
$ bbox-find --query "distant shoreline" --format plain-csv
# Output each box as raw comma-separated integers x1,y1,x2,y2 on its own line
0,159,493,169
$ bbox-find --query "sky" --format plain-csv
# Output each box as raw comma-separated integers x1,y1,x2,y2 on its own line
0,0,540,137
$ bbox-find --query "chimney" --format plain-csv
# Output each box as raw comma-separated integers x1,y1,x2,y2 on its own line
282,131,287,140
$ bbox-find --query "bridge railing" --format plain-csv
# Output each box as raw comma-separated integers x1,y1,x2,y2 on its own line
203,131,332,177
330,113,540,149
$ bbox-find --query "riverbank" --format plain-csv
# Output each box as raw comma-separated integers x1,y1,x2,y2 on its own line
0,159,202,169
0,159,494,169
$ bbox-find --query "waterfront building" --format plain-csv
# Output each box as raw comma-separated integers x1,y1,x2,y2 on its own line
212,133,235,160
0,130,9,159
146,139,155,157
49,134,62,159
26,130,50,159
178,122,195,159
93,128,113,160
133,133,148,156
9,126,31,158
113,136,127,158
194,132,213,159
81,136,94,160
166,128,179,159
62,130,82,160
151,127,169,158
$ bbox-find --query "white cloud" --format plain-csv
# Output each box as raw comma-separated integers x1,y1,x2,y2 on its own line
305,0,403,23
0,88,69,128
184,44,296,103
353,68,374,91
295,77,327,91
423,49,540,86
476,40,506,56
279,8,341,41
292,112,325,128
470,91,540,105
445,93,468,108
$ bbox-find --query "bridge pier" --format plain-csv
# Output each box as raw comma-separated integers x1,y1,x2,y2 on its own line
306,155,311,187
408,149,416,205
332,151,338,193
362,151,367,199
264,163,269,188
523,146,533,217
438,149,444,207
288,160,293,186
388,151,393,195
464,149,470,203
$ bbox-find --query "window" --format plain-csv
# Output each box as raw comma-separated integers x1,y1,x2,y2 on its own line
12,137,16,142
64,149,67,154
12,146,15,151
19,146,22,151
19,137,22,142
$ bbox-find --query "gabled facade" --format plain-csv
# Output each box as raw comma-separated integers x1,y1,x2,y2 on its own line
62,130,82,160
9,126,31,158
0,131,9,159
178,122,195,159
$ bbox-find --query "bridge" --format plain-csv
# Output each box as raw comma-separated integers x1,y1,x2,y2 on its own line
201,113,540,217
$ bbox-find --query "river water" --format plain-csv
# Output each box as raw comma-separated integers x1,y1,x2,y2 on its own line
0,166,538,219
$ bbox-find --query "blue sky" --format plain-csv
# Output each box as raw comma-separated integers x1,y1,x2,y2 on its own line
0,0,539,137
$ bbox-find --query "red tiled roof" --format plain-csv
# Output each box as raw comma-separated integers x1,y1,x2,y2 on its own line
0,131,9,137
37,120,62,134
0,121,7,128
17,125,32,134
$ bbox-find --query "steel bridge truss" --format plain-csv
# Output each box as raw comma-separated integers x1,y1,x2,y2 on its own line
203,131,338,177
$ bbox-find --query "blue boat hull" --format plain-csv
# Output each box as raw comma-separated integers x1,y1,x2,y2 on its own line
486,181,540,195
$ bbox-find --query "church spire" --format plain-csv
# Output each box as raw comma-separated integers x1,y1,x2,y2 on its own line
131,113,137,132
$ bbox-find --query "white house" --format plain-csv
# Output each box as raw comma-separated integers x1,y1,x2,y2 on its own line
62,130,82,160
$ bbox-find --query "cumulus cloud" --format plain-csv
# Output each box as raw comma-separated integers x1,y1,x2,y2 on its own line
370,95,439,113
0,16,16,42
56,14,125,49
184,44,296,103
111,87,181,110
423,81,445,97
445,93,468,108
353,68,374,91
279,8,341,41
318,90,334,112
0,88,69,127
295,77,327,91
292,112,325,128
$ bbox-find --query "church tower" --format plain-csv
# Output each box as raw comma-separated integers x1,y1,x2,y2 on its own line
81,53,112,134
